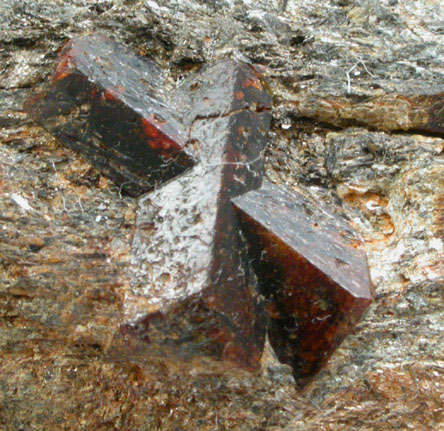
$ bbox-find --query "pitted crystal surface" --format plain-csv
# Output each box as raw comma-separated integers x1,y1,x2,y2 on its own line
125,61,271,368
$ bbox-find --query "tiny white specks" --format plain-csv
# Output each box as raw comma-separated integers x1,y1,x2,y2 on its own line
430,238,443,253
11,194,32,212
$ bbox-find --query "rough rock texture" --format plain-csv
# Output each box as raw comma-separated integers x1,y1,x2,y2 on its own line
1,0,443,430
232,181,374,387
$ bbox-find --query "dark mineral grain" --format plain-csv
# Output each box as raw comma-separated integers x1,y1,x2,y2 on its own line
232,181,375,387
124,60,271,369
24,34,195,196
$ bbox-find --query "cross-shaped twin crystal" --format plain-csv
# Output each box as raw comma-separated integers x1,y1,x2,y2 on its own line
26,34,374,387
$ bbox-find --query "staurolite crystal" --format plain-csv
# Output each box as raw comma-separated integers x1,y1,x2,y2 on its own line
125,60,271,369
24,34,195,196
232,181,375,387
25,34,374,382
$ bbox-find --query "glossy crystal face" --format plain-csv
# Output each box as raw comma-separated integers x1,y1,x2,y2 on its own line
232,181,375,387
24,34,195,196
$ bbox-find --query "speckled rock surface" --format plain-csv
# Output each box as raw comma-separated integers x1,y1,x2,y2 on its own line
1,0,443,430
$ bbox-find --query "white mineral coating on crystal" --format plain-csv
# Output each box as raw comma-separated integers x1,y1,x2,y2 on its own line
126,115,237,320
124,56,271,327
128,152,220,319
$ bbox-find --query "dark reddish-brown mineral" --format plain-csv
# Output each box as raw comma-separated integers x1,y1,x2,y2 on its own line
232,182,375,387
171,60,272,127
24,34,195,196
124,60,271,369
